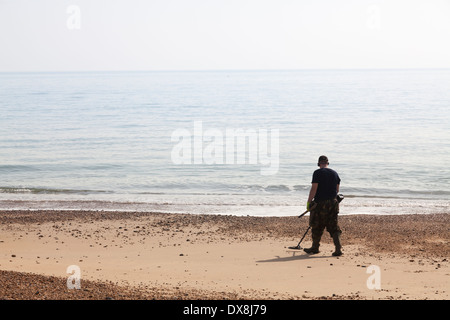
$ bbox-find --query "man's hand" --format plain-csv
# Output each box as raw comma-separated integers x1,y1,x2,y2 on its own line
307,183,318,210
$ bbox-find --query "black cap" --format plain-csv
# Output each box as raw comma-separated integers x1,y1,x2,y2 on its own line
318,155,329,164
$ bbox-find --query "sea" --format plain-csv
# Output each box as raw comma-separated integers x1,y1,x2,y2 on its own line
1,69,449,216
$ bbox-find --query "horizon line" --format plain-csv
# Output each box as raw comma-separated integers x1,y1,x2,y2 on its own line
1,67,450,74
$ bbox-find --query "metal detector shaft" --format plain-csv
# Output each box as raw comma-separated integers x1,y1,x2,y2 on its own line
289,226,311,250
297,226,311,247
289,203,316,249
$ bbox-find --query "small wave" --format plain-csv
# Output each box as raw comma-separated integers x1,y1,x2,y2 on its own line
1,183,449,201
264,185,291,192
0,187,112,195
30,91,48,95
0,165,41,172
342,186,450,200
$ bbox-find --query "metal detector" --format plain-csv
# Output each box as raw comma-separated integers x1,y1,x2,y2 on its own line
288,194,344,250
287,204,316,250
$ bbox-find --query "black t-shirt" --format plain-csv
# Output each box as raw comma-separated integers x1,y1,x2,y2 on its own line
312,168,341,201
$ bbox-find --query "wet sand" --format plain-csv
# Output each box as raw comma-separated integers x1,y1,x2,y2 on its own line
0,210,448,300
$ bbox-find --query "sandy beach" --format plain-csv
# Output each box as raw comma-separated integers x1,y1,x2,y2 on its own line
0,210,448,300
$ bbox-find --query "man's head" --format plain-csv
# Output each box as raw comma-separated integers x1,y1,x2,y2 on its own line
317,155,329,167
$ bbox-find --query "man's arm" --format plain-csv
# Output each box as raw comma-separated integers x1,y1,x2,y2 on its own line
308,183,318,204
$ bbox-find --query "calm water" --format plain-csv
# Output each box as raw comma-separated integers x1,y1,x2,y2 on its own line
1,70,449,215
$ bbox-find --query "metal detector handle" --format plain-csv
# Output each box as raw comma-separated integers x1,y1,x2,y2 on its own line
298,202,317,218
298,210,308,218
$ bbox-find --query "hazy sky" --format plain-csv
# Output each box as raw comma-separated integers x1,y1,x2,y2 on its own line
1,0,450,71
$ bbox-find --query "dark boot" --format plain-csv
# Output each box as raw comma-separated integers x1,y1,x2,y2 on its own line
303,240,320,254
332,232,342,256
304,228,322,254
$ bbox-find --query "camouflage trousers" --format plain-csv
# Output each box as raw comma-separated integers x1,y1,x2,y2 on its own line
309,198,341,243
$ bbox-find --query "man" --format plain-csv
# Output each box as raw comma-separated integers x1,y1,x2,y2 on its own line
304,155,342,256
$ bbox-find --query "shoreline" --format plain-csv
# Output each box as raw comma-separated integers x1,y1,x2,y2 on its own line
0,196,449,217
0,210,448,300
